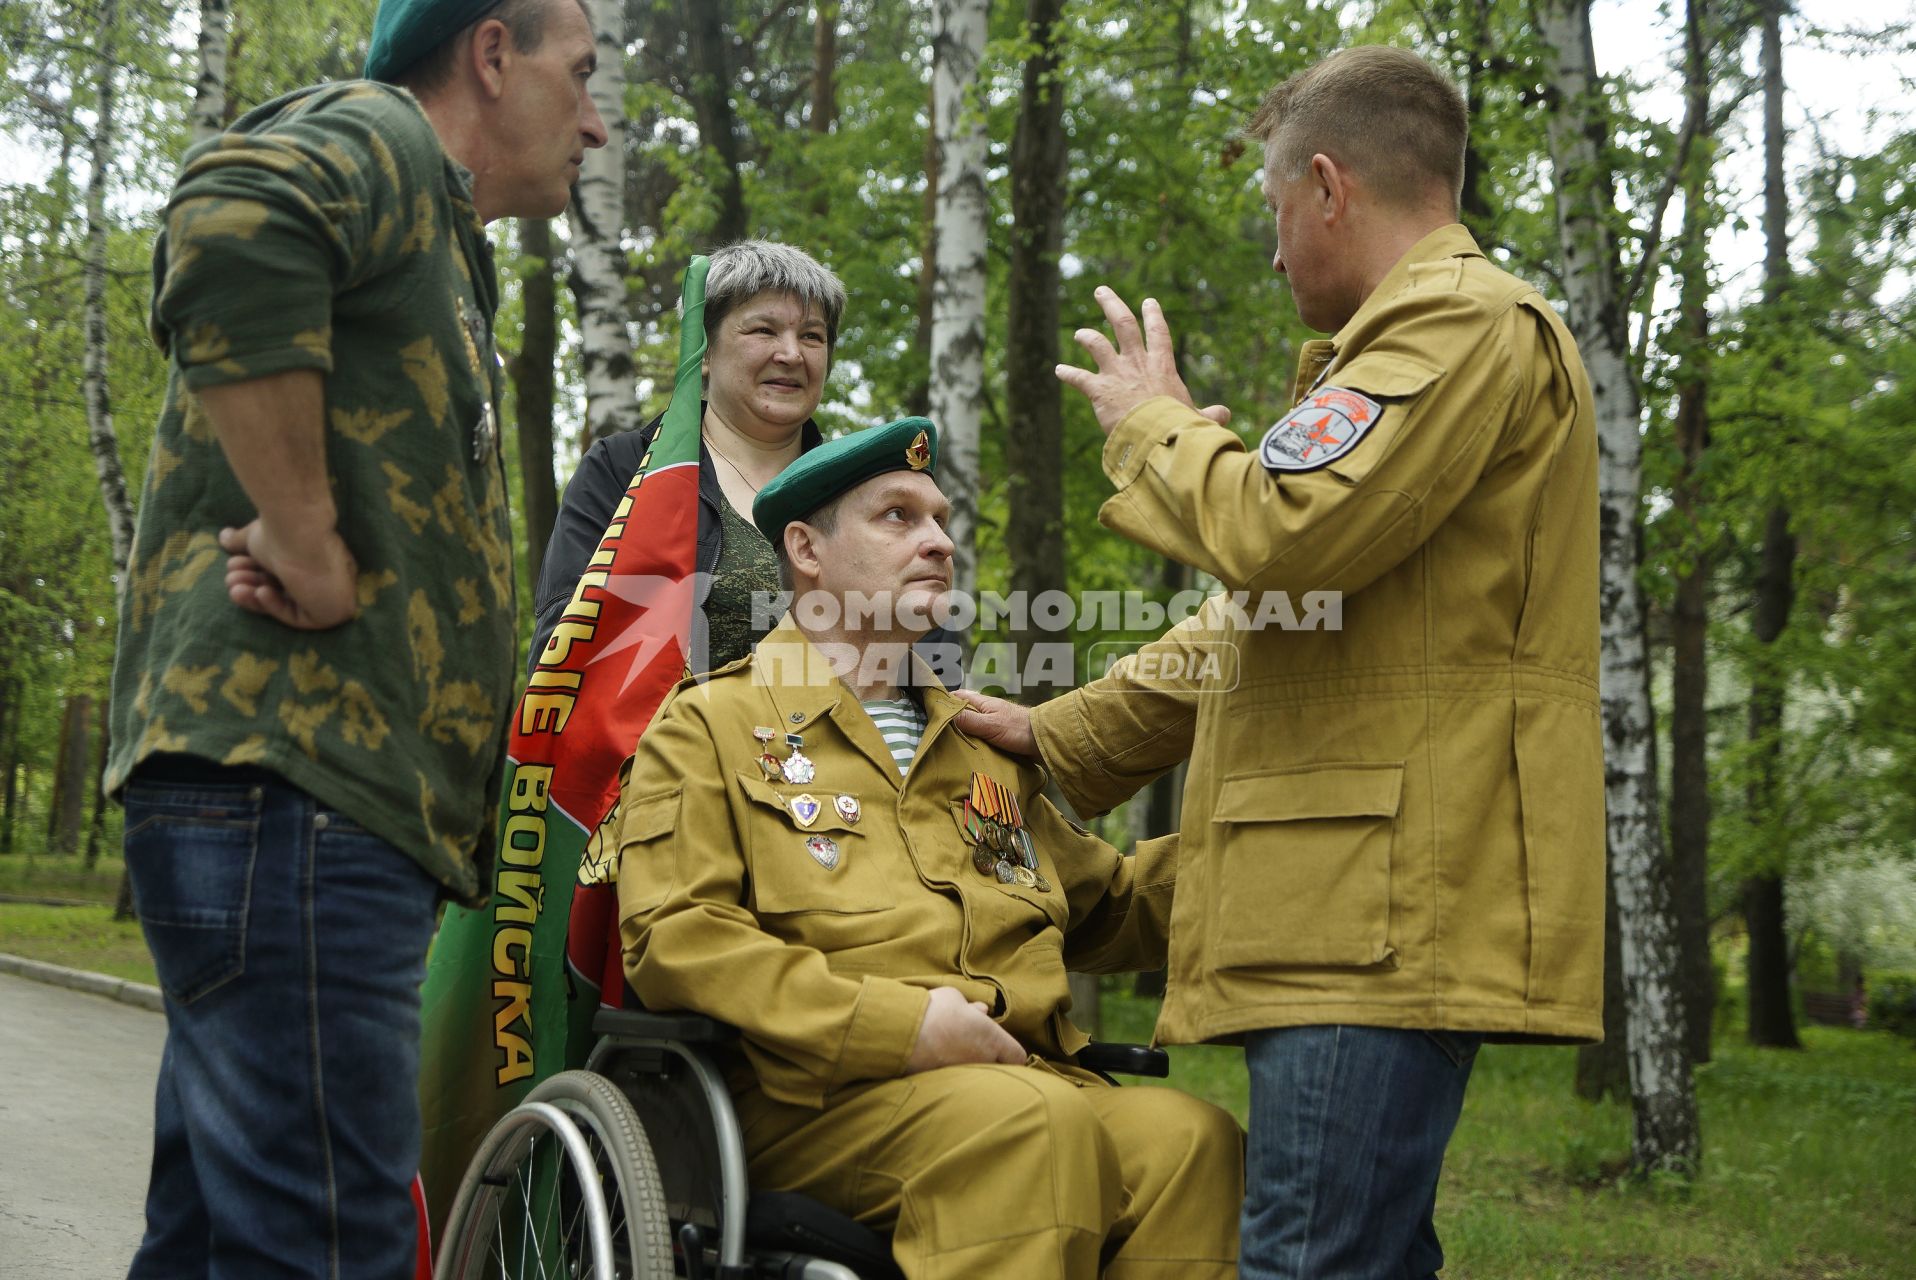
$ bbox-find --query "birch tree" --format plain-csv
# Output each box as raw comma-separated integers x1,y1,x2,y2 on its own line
1533,0,1700,1176
82,0,133,588
927,0,989,604
570,0,641,442
189,0,230,144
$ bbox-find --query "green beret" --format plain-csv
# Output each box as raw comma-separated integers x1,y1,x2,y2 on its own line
753,417,939,540
364,0,498,82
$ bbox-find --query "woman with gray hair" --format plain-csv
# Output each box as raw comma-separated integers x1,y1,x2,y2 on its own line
531,240,848,672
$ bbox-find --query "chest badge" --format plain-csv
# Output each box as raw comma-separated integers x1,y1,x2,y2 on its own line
790,794,822,827
805,835,840,870
1259,386,1382,474
834,794,862,825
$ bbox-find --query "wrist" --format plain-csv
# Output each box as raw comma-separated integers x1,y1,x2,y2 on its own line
257,500,339,545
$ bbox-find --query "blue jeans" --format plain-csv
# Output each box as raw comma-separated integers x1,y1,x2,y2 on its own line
123,764,441,1280
1240,1024,1482,1280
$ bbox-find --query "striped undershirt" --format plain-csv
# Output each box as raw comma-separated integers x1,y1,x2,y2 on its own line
861,695,927,777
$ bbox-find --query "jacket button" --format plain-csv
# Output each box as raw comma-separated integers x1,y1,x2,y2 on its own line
790,712,804,723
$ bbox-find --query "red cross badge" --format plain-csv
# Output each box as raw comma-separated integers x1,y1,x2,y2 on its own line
1258,386,1383,474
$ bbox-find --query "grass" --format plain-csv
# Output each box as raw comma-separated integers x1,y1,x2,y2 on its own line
5,894,1911,1276
0,902,157,985
0,847,128,906
1100,980,1916,1279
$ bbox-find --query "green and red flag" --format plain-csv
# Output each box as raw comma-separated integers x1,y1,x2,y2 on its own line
415,256,711,1243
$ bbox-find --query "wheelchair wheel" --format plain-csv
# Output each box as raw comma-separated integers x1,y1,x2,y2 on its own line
436,1072,672,1279
528,1071,673,1278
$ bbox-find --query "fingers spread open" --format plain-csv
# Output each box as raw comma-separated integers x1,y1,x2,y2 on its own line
1094,285,1142,353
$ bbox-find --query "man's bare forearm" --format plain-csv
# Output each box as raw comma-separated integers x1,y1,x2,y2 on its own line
195,369,334,536
198,368,358,629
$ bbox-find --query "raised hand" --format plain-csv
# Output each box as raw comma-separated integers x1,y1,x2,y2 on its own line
1055,287,1232,435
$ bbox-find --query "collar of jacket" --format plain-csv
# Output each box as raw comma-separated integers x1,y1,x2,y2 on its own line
750,614,966,779
1331,221,1484,354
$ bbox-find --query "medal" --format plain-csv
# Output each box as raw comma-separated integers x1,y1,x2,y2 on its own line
474,402,497,464
757,752,784,781
834,794,861,825
790,794,822,827
454,295,498,464
782,751,816,785
965,771,1045,888
805,835,840,870
753,726,777,743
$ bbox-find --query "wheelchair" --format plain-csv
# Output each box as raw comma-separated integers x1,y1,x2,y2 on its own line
433,1005,1170,1279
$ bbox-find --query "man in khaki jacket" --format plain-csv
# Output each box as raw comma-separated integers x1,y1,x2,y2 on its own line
615,417,1242,1280
959,47,1605,1280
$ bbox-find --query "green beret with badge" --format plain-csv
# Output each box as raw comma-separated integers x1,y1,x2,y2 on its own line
752,416,939,543
364,0,500,82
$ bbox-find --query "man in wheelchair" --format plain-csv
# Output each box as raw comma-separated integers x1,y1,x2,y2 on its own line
613,417,1243,1279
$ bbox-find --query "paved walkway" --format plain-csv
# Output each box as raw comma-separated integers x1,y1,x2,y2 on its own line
0,971,162,1278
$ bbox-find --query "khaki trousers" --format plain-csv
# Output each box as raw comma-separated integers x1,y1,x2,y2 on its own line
737,1058,1243,1280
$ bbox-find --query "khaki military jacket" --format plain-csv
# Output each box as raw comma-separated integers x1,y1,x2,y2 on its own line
617,618,1176,1109
1032,224,1605,1045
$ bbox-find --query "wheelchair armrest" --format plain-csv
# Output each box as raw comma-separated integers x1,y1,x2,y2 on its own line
593,1006,739,1045
1076,1041,1170,1078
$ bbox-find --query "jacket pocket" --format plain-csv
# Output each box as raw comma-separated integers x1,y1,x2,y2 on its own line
1319,352,1445,486
1210,763,1403,969
948,800,1065,928
615,789,682,916
737,773,888,915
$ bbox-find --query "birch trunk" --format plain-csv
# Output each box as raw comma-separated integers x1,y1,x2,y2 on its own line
84,0,134,588
569,0,641,443
928,0,989,605
1534,0,1699,1177
190,0,231,145
1742,0,1801,1052
909,76,939,418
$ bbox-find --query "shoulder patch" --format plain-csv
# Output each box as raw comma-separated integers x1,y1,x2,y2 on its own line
1258,387,1382,474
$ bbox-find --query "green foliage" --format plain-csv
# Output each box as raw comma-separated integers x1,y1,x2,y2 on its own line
1103,983,1916,1276
1865,971,1916,1042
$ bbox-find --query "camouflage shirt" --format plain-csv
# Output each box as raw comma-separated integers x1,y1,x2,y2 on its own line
108,81,516,906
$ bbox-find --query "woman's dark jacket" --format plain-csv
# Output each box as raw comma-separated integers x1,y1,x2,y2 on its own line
529,413,960,681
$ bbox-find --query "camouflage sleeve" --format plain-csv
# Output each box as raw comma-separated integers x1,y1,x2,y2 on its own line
150,85,438,389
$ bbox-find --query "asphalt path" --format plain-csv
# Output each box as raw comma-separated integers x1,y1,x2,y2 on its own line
0,973,162,1279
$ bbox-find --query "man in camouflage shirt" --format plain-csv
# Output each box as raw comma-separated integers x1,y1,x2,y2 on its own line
108,1,604,1273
